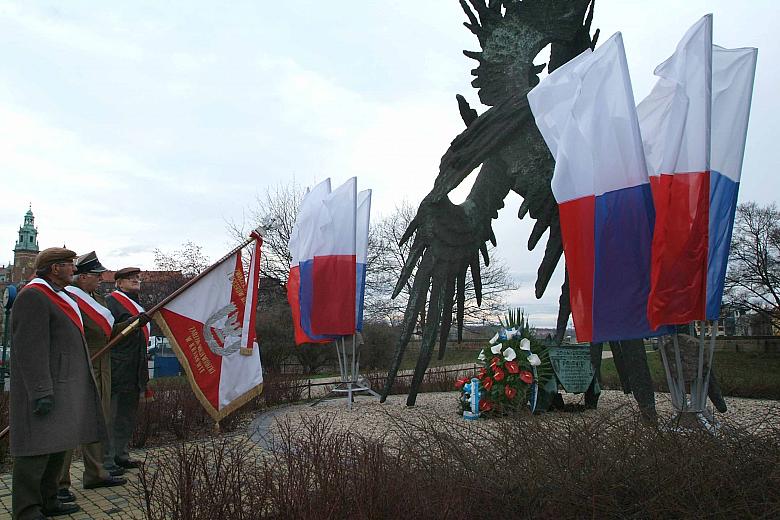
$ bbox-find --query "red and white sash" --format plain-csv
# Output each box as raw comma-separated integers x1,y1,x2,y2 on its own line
66,286,115,338
110,290,151,343
26,278,84,335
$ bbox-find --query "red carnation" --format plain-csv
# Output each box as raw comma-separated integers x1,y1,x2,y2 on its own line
483,378,494,390
479,400,493,412
505,386,517,399
494,369,505,382
519,370,534,384
505,360,519,374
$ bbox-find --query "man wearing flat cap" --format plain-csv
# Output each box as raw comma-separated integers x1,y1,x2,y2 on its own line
56,252,127,501
105,267,150,470
10,248,105,519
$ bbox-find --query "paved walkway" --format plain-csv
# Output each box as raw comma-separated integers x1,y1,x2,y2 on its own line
0,454,146,519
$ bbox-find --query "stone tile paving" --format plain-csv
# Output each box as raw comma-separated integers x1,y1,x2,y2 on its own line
0,456,145,519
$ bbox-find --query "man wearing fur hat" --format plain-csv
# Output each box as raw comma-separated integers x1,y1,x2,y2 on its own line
10,248,105,519
56,252,127,502
105,267,150,470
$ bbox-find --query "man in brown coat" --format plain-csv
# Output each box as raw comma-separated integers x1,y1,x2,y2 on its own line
10,248,106,519
57,252,127,502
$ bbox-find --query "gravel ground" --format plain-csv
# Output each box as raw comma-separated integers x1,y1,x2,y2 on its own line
250,390,780,447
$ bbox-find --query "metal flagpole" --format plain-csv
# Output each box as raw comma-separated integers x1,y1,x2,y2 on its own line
672,333,687,410
658,334,682,410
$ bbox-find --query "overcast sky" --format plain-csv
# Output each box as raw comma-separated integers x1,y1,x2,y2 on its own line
1,1,776,327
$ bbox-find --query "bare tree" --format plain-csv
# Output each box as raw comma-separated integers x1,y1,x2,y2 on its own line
724,202,780,330
226,182,306,284
153,241,211,278
367,200,517,330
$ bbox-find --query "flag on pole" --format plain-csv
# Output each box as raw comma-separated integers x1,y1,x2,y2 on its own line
286,179,332,344
705,44,757,319
299,177,357,337
638,14,757,327
355,189,372,332
528,32,664,343
153,236,263,421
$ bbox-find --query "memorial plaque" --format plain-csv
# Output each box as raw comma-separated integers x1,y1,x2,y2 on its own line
548,346,596,393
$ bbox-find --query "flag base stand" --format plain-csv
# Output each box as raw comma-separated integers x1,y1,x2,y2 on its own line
311,334,380,409
659,321,720,435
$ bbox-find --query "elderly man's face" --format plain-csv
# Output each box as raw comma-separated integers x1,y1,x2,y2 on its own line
117,274,141,294
50,261,76,287
76,272,102,293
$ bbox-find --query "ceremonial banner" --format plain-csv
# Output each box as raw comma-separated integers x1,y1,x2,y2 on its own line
528,33,663,343
153,242,263,421
638,14,757,327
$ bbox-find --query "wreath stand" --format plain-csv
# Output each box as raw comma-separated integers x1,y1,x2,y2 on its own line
658,321,719,433
311,334,380,409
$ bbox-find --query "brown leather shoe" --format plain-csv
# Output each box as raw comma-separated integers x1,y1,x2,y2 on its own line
84,476,128,489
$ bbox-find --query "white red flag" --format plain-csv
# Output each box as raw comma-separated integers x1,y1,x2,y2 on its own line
638,14,757,327
528,32,664,342
153,237,264,421
286,179,333,345
299,177,357,337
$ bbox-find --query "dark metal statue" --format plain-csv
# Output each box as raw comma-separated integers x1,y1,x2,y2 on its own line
380,0,727,418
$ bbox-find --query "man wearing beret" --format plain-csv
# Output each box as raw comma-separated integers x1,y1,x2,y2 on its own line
105,267,150,470
56,252,127,501
10,248,106,519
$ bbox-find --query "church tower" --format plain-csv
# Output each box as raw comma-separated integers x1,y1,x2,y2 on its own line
12,205,39,282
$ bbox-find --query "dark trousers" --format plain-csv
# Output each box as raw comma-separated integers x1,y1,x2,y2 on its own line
12,451,66,520
108,391,139,463
59,442,110,490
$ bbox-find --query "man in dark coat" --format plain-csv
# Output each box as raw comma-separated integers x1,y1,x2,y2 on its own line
57,251,127,501
105,267,150,469
10,247,106,520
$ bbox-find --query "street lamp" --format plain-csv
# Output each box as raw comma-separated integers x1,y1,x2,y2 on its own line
1,285,17,387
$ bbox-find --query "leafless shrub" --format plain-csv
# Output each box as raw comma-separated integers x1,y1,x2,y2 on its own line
135,405,780,519
262,372,306,407
132,373,307,448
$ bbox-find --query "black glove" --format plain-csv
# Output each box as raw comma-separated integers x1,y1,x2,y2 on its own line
33,395,54,416
137,312,151,327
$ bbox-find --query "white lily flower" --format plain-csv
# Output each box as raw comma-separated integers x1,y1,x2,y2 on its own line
503,347,517,361
477,349,486,361
489,332,500,345
527,353,541,366
520,338,531,351
490,343,502,354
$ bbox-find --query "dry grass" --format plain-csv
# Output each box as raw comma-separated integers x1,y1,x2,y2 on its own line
133,398,780,519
